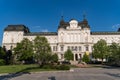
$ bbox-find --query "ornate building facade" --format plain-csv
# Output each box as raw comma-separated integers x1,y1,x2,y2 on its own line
2,17,120,61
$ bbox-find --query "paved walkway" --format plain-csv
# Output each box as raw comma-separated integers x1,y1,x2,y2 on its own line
0,67,120,80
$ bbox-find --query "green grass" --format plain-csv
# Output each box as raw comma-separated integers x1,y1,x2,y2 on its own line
0,64,56,74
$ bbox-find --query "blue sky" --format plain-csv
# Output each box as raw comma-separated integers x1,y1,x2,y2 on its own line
0,0,120,45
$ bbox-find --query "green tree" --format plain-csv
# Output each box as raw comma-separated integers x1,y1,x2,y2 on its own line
64,49,73,61
108,42,120,66
0,46,6,65
14,38,34,63
82,53,90,63
0,46,6,59
34,36,52,66
51,53,58,63
92,39,108,63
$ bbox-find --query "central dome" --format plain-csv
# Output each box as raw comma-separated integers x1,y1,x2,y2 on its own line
69,19,78,28
69,19,78,24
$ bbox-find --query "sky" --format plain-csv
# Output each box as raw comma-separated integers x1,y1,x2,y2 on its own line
0,0,120,45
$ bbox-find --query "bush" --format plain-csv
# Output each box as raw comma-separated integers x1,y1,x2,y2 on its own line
82,53,90,63
56,64,70,70
41,64,57,69
39,64,70,70
0,59,5,65
51,54,58,63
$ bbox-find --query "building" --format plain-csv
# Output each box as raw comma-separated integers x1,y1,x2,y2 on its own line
2,17,120,61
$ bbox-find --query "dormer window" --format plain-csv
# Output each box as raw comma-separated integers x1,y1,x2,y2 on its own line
69,19,78,29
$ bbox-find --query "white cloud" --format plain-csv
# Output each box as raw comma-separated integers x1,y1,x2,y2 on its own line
112,24,120,29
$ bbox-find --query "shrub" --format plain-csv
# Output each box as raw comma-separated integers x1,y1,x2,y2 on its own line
39,64,70,70
56,64,70,70
82,53,90,63
51,53,58,63
0,59,5,65
41,64,52,69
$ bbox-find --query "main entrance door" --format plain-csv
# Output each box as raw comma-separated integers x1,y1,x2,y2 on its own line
75,54,78,61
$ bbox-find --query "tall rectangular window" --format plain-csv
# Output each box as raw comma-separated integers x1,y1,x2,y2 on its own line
68,46,70,50
53,46,55,51
53,46,57,51
75,46,77,51
71,46,74,51
60,46,64,51
79,46,81,51
85,46,89,51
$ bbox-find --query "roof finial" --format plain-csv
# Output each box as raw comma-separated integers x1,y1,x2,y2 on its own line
61,11,64,20
61,15,64,20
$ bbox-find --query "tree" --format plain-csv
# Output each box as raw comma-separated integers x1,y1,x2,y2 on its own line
0,46,6,65
108,42,120,66
0,46,6,59
0,46,13,65
82,53,90,63
51,53,58,63
92,39,108,63
34,36,52,66
64,49,73,61
14,38,34,63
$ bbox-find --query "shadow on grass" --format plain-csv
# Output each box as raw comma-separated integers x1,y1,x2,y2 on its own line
101,65,120,70
0,66,40,80
89,64,120,69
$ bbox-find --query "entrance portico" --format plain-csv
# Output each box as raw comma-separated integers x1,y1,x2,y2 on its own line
73,53,82,61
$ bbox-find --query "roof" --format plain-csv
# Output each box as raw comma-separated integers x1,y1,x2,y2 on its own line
58,19,90,29
91,31,120,35
4,25,30,33
24,32,57,36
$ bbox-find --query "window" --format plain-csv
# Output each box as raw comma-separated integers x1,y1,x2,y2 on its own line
61,54,64,59
53,46,55,51
79,46,81,51
53,46,57,51
75,46,77,51
71,46,74,51
85,46,89,51
60,45,64,51
68,46,70,50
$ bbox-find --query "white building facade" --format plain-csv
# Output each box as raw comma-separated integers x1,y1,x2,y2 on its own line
2,18,120,61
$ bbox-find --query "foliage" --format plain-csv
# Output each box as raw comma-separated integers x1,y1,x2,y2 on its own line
34,36,52,66
64,49,73,61
56,64,70,70
0,59,5,65
51,53,58,63
92,39,108,63
0,46,11,65
108,42,120,66
82,53,90,63
14,38,34,63
0,47,6,59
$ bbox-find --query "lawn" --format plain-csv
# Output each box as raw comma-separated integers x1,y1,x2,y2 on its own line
0,64,56,74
